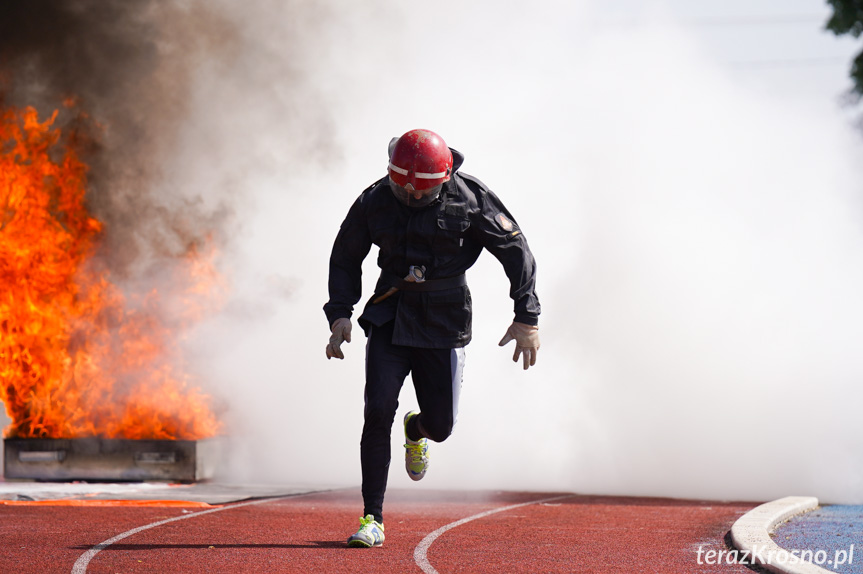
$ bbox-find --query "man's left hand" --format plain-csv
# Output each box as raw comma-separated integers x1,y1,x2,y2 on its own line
498,322,540,370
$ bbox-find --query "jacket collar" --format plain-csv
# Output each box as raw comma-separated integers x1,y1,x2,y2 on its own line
450,147,465,173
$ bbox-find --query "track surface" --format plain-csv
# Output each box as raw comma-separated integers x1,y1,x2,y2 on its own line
1,488,761,573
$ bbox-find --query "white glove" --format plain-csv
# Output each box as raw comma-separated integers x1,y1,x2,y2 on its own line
326,318,352,360
498,322,540,370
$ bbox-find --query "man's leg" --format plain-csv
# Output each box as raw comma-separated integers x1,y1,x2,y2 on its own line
407,346,465,443
360,321,410,524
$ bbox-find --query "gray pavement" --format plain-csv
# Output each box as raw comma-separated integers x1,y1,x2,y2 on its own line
0,479,325,505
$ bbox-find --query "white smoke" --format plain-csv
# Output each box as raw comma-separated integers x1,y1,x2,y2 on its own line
163,0,863,504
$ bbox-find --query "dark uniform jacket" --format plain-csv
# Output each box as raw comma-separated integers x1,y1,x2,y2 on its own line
324,149,540,349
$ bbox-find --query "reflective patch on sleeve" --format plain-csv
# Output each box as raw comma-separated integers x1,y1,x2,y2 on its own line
495,212,514,231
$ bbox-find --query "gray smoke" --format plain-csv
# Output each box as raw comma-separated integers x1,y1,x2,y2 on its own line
193,0,863,505
1,1,226,272
5,0,863,506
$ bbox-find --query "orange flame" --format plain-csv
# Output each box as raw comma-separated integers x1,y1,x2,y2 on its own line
0,105,222,440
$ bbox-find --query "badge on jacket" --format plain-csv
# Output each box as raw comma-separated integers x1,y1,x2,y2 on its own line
495,213,514,231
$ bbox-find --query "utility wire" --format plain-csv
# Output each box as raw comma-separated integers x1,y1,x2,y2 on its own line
599,14,852,69
726,56,848,69
685,14,826,27
601,14,827,28
596,13,856,70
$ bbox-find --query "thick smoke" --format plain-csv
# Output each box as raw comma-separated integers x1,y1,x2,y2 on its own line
0,0,322,275
5,0,863,506
193,0,863,505
0,0,333,441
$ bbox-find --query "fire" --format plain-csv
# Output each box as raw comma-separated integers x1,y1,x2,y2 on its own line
0,105,222,440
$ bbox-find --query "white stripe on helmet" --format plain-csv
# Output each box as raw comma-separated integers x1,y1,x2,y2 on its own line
388,162,447,179
388,162,409,176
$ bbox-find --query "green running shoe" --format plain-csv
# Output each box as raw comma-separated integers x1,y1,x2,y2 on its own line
347,514,385,548
404,410,429,481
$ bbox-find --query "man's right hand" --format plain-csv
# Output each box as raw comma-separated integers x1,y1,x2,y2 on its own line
326,318,352,360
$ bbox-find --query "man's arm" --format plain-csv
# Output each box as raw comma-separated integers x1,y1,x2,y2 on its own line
471,185,541,369
323,194,373,357
473,188,541,325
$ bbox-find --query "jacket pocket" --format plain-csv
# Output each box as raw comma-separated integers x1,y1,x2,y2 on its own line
436,216,470,254
423,287,470,336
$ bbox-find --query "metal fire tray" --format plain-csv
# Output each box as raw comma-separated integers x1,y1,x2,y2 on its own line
3,437,221,482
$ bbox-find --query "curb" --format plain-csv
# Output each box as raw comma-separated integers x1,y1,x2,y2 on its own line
730,496,825,574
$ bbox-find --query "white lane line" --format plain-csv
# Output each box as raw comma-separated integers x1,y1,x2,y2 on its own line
413,494,574,574
71,494,310,574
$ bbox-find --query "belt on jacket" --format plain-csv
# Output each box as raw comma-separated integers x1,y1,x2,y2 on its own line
382,271,466,292
373,271,466,304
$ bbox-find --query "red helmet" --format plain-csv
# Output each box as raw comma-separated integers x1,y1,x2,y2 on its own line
388,129,453,192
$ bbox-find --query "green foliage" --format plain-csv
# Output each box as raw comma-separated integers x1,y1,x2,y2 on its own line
826,0,863,37
826,0,863,96
852,50,863,94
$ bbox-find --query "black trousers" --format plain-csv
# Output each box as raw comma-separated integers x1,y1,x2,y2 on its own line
361,321,465,524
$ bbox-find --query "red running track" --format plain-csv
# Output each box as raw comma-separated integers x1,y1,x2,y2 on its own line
0,488,760,573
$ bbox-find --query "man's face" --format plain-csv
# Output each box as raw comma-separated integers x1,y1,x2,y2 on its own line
389,177,443,208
